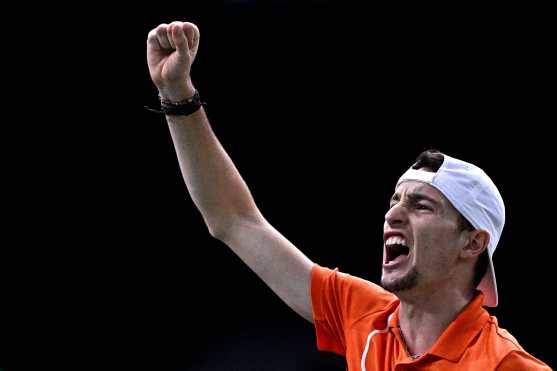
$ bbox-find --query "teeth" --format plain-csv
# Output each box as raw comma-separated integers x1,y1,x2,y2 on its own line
386,236,407,246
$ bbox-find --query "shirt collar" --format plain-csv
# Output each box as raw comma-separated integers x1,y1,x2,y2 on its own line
389,290,490,362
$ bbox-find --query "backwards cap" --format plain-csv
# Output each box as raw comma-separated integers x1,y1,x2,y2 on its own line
397,153,505,307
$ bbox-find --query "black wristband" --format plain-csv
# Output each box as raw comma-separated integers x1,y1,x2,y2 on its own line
145,90,205,116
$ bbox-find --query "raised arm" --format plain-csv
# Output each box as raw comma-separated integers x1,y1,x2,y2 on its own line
146,22,314,322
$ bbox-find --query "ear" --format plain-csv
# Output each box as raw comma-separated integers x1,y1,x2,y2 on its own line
461,229,490,259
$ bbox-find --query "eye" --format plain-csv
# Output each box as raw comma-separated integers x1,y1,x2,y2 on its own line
416,203,432,210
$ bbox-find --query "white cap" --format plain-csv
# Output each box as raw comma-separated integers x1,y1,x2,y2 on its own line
396,154,505,307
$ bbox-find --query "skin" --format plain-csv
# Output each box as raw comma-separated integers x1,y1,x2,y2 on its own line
147,22,199,101
382,180,489,356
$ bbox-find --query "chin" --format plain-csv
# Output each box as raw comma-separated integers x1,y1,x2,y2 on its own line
381,267,419,293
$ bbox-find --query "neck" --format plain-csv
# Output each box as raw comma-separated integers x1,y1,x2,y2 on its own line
397,285,475,357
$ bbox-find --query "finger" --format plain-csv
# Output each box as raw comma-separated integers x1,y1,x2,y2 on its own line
147,29,162,50
168,31,175,49
172,24,190,58
155,24,172,50
167,21,183,49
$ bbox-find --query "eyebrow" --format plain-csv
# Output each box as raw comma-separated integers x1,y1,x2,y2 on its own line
390,192,441,207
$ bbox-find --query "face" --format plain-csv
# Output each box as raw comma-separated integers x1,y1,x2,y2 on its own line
381,181,469,295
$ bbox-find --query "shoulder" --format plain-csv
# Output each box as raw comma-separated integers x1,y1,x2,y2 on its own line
496,350,552,370
310,264,398,354
484,317,551,370
311,264,398,322
488,316,525,351
312,264,396,305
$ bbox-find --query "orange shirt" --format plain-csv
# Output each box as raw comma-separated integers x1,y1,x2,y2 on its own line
311,264,551,370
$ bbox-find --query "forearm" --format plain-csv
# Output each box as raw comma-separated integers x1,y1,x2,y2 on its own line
166,107,262,237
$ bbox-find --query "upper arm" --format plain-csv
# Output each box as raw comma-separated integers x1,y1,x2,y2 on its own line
217,216,315,323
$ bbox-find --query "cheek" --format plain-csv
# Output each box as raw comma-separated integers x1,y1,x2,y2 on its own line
417,226,459,262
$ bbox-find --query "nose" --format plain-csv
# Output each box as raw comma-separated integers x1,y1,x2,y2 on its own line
385,202,408,227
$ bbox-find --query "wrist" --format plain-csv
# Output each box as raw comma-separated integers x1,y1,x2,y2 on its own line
157,90,203,116
158,79,196,103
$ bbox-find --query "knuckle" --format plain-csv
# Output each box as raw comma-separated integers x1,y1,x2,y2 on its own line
156,24,168,35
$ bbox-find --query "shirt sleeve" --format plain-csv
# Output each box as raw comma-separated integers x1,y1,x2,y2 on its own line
310,263,397,356
496,350,553,370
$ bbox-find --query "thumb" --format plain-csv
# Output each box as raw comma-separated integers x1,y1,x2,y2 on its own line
183,22,200,56
172,25,190,58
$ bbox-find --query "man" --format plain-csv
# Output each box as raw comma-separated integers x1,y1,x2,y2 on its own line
146,21,551,370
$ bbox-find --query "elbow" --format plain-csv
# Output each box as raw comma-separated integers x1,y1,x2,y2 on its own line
207,223,228,241
204,215,234,241
205,211,265,242
200,213,230,241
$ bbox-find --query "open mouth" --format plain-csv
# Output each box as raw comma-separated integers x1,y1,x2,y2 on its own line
386,243,410,263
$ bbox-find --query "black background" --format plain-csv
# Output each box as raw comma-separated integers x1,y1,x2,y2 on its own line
0,1,554,370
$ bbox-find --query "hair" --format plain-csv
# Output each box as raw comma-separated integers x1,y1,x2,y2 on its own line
412,149,489,288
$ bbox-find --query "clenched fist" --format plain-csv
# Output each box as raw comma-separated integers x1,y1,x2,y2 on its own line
147,21,200,102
